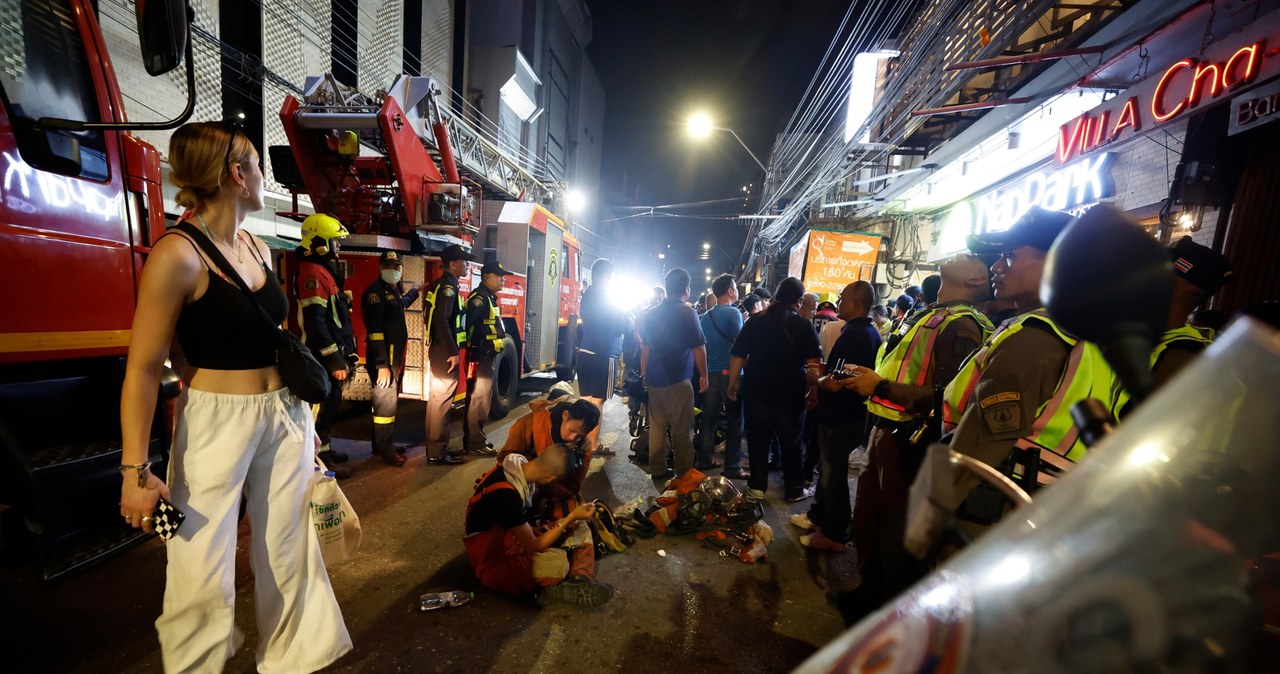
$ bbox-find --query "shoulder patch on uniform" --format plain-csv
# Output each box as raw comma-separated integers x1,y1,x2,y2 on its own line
471,296,485,307
368,292,380,304
923,312,947,329
980,392,1020,408
983,402,1022,435
304,278,319,290
444,287,455,297
385,293,396,302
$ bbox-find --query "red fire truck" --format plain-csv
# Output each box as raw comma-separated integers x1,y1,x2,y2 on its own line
273,74,582,414
0,0,192,578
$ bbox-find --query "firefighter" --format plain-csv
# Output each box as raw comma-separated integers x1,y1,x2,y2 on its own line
360,250,420,466
837,254,994,619
463,259,511,454
295,213,356,478
905,207,1119,558
424,244,475,465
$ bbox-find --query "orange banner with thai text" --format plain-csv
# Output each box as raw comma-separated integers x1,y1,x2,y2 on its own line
802,229,881,296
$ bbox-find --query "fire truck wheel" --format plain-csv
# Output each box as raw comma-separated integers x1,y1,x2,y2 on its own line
490,336,519,419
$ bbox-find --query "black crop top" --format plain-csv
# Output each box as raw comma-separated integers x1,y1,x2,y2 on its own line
171,232,288,370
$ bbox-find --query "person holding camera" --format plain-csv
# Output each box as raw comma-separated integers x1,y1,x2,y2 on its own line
463,259,512,454
799,281,881,552
464,444,613,607
494,399,602,587
295,213,358,478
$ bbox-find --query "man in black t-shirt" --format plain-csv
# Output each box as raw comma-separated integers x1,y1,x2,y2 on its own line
801,281,881,552
463,445,612,607
727,277,822,501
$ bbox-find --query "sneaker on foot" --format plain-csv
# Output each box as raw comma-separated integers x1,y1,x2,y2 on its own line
800,531,848,553
786,486,816,502
789,513,817,530
537,577,613,608
427,454,466,465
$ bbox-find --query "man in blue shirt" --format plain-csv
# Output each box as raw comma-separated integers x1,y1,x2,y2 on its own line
577,258,631,454
640,268,709,478
698,274,746,478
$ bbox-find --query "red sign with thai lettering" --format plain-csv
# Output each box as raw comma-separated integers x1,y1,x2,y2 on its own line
1056,15,1280,164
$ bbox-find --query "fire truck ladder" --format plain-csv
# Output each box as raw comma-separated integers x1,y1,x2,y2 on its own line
295,74,556,205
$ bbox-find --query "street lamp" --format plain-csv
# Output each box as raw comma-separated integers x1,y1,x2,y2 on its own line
702,242,711,250
686,113,768,173
566,189,586,212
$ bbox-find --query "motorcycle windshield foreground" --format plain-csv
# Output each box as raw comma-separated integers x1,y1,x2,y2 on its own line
797,317,1280,673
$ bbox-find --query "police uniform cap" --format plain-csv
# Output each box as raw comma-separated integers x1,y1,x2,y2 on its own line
894,294,914,313
966,206,1074,254
438,244,476,263
1169,237,1233,295
481,260,511,276
379,250,404,267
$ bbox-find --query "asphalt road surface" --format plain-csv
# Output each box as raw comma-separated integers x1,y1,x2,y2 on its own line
3,375,858,673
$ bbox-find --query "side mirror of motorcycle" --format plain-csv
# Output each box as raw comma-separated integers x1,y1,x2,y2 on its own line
1041,203,1173,404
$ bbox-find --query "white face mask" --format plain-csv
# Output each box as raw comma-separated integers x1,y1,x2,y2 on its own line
381,269,402,285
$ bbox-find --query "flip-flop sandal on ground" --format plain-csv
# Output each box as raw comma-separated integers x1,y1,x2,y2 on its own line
593,446,617,456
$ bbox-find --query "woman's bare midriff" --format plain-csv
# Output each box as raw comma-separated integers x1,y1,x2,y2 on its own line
186,366,285,395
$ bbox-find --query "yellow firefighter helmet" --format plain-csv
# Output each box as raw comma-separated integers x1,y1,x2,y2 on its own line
300,213,349,253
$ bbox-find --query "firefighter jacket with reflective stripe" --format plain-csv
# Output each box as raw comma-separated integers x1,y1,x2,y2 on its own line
942,308,1118,484
867,302,993,422
295,252,355,371
1114,323,1215,417
425,272,465,355
361,278,419,370
466,285,506,357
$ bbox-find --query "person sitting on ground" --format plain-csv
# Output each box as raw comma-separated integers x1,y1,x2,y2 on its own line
464,444,612,606
496,398,602,508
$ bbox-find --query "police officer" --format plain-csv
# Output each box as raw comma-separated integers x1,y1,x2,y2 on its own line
905,207,1119,558
424,244,474,465
295,213,356,478
1152,237,1233,387
361,250,421,466
463,259,510,454
839,254,993,619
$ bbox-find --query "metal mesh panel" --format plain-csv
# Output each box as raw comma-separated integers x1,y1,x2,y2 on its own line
262,0,330,195
419,0,452,84
402,368,423,397
405,339,424,368
357,0,401,93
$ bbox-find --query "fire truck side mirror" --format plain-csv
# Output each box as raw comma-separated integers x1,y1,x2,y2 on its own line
135,0,189,76
1042,202,1173,402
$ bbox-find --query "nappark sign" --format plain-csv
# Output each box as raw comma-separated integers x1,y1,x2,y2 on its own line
1057,17,1280,164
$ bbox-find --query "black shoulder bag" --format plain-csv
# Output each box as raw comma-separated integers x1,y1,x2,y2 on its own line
175,221,331,403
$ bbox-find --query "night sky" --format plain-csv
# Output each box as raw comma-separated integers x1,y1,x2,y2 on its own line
584,0,854,280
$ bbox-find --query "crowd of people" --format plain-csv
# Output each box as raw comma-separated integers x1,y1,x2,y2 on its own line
116,120,1254,672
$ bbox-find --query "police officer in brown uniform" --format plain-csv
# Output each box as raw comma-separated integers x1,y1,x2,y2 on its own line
361,250,420,466
464,260,511,454
424,244,474,465
905,207,1118,558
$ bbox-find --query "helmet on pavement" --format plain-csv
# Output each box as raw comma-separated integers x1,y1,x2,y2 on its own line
300,213,349,254
699,475,741,506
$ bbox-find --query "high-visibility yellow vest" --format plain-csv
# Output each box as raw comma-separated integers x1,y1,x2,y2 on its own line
425,280,465,347
866,303,993,422
1112,324,1215,416
468,289,505,353
942,308,1118,485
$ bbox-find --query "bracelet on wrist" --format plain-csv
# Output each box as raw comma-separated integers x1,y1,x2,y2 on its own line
119,461,152,488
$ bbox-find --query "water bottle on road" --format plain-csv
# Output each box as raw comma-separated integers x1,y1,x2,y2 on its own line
419,590,473,612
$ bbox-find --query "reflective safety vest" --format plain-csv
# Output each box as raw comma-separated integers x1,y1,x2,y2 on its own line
1112,324,1215,416
425,278,465,347
867,303,993,422
942,308,1118,485
467,288,505,354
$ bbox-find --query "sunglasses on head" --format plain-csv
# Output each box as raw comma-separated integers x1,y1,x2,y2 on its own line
222,120,243,174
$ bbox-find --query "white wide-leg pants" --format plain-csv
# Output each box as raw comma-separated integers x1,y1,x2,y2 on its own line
156,388,352,674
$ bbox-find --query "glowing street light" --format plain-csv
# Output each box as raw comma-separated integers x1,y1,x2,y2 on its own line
702,242,711,250
657,252,666,259
685,113,767,173
566,189,587,212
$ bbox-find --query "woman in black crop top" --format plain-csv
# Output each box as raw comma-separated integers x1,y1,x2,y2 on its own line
119,122,351,671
